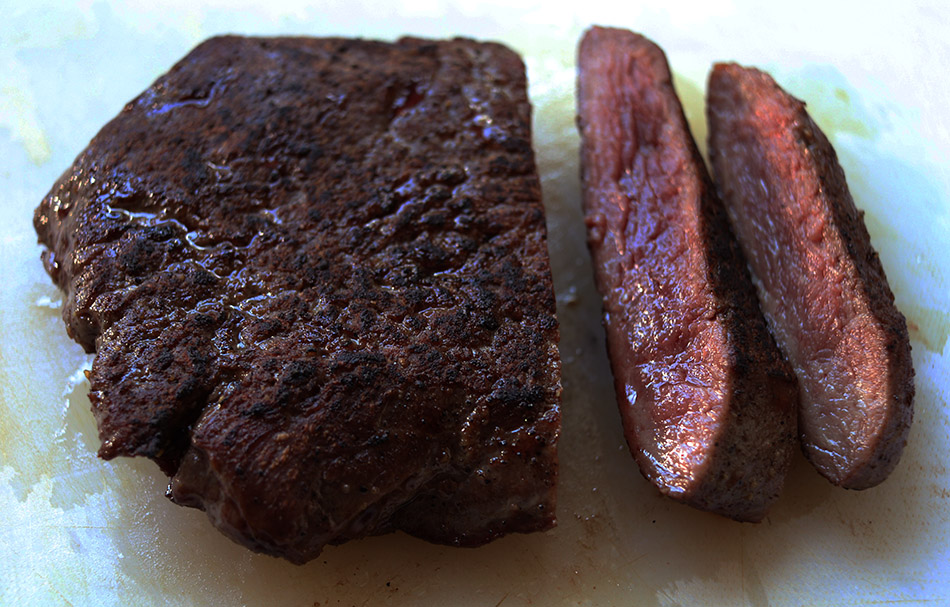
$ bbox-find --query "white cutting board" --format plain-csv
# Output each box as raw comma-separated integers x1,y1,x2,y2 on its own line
2,1,948,605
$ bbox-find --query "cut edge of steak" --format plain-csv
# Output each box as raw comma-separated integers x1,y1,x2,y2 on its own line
577,27,798,521
706,62,914,489
34,35,561,563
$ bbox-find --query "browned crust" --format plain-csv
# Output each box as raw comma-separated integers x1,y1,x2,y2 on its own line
34,35,561,562
577,27,798,521
707,63,914,488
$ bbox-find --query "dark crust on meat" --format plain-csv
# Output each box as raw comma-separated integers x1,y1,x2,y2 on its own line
33,35,561,563
706,63,914,489
577,27,798,521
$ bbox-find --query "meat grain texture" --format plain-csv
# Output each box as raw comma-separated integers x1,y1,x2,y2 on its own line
33,36,562,564
707,63,914,489
576,27,798,521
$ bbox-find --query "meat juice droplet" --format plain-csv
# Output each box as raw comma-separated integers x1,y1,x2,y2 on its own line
145,79,227,116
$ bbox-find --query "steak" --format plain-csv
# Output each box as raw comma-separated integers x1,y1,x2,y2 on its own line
33,35,561,563
706,63,914,489
576,27,798,521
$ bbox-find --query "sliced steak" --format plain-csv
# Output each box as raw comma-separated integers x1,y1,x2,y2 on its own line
576,27,798,521
706,63,914,489
33,35,561,563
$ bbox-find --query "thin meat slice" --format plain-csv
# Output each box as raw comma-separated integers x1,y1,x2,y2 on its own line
577,27,798,521
706,63,914,489
34,36,561,563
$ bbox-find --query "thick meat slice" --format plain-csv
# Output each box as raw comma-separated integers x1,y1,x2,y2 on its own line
576,27,798,521
706,63,914,489
33,35,561,563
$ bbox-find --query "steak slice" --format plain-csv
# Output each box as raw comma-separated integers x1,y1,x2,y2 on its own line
33,35,561,563
576,27,798,521
706,63,914,489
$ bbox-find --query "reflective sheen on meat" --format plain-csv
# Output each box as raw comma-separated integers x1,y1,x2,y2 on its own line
577,27,798,521
33,36,561,563
706,63,914,489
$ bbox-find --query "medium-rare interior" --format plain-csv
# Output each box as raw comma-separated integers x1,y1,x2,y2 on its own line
706,63,914,489
576,27,798,521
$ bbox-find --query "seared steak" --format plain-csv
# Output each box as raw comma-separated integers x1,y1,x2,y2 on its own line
706,63,914,489
576,27,798,521
34,35,561,563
